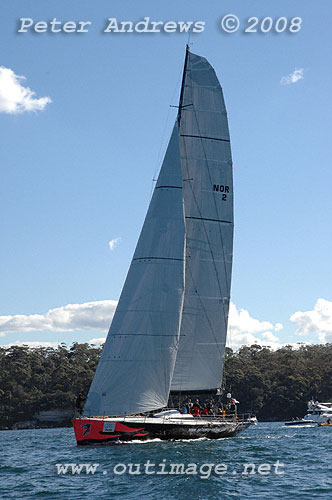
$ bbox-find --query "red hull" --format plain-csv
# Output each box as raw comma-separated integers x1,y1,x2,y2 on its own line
72,418,149,445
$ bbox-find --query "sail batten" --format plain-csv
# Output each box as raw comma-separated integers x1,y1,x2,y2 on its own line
180,134,230,142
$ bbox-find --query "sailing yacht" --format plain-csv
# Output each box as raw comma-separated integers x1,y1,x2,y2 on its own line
73,46,251,445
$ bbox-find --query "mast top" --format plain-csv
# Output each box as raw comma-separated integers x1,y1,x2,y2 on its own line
177,45,190,127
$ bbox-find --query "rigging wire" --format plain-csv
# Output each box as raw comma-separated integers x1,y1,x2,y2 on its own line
148,66,184,201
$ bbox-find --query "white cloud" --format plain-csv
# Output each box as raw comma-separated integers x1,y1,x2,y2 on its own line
0,300,117,334
5,298,330,351
262,331,279,343
280,68,304,85
227,303,283,350
290,298,332,343
228,303,273,334
89,337,106,346
1,340,61,349
0,66,52,114
0,299,285,349
227,331,262,349
108,237,121,251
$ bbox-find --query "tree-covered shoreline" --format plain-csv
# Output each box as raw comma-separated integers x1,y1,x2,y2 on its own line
0,343,102,429
1,343,331,429
223,344,332,420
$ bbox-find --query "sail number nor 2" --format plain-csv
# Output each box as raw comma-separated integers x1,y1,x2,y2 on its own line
213,184,230,201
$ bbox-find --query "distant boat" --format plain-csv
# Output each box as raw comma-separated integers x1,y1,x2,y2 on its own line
285,400,332,426
249,416,258,425
304,400,332,424
73,46,251,445
284,418,314,426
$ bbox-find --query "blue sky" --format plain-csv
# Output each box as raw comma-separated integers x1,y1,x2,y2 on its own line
1,0,332,349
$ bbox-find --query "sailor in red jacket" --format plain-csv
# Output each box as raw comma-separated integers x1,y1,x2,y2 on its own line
192,399,201,416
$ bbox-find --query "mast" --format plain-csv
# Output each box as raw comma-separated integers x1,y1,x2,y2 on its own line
177,44,190,127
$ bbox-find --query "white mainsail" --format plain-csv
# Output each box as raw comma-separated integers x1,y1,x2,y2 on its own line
84,125,185,416
170,50,234,393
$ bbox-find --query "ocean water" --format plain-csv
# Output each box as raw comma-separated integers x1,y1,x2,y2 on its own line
1,422,331,499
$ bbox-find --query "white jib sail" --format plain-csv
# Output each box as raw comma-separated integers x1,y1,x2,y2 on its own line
171,51,234,393
84,124,185,416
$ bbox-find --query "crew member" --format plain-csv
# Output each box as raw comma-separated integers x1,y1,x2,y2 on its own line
229,399,237,416
75,393,85,417
186,399,193,414
192,399,201,416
